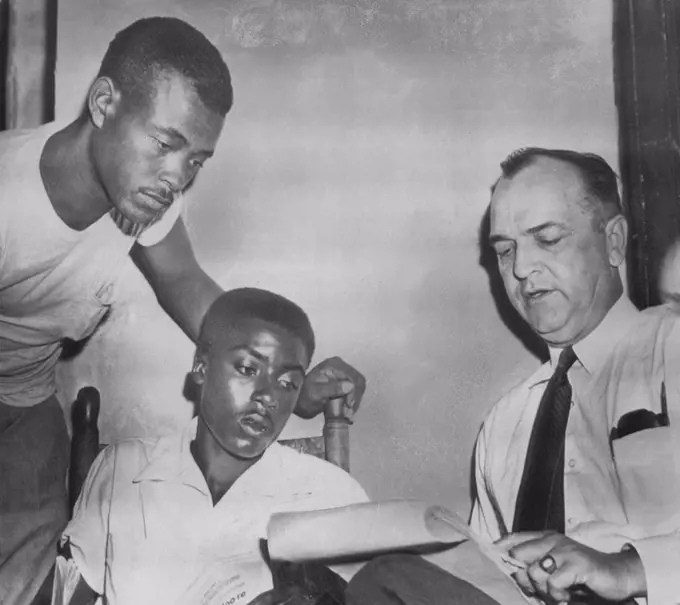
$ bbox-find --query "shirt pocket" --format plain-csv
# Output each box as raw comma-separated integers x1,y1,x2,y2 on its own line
613,426,680,526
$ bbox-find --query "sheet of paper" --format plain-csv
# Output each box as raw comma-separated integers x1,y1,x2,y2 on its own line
425,504,526,574
422,539,530,605
266,499,525,576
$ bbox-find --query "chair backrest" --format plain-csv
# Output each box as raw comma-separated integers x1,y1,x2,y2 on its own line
279,397,351,472
68,387,351,511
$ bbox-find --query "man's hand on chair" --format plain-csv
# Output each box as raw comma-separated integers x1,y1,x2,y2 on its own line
295,356,366,420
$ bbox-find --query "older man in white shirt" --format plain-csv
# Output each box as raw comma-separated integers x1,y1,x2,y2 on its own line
475,147,680,605
347,148,680,605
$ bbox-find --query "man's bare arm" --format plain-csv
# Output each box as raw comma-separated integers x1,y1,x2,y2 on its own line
130,217,222,343
131,218,367,418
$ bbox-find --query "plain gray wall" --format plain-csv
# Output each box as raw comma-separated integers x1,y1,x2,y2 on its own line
55,0,617,517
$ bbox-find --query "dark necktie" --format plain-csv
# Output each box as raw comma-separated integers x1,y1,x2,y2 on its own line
513,346,578,533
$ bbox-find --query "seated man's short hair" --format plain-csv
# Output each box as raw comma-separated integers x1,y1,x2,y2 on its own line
198,287,316,361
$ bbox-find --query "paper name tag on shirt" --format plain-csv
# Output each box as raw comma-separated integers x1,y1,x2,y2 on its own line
178,558,271,605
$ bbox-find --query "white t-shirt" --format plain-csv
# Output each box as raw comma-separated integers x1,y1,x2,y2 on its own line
63,420,369,605
0,123,183,407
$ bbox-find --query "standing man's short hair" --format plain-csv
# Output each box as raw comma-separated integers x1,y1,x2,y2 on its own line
97,16,233,116
494,148,622,225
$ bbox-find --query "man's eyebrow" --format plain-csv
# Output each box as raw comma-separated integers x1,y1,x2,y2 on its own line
489,222,566,246
525,221,565,236
229,346,305,374
156,126,188,144
229,345,267,361
281,364,306,375
488,234,508,246
156,126,214,157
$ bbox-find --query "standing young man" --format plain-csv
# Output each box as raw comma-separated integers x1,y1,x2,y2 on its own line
0,17,365,605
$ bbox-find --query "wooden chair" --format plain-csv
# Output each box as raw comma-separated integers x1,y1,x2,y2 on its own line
68,386,352,511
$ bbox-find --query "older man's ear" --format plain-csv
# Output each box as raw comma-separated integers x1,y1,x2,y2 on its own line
659,239,680,312
605,214,628,268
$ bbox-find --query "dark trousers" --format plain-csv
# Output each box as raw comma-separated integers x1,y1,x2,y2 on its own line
0,396,70,605
346,554,502,605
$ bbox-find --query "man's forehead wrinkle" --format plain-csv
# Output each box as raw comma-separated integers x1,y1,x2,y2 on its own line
493,163,588,217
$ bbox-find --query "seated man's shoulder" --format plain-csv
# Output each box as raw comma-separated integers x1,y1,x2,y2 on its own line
271,441,355,480
268,442,368,502
88,434,162,487
104,434,158,463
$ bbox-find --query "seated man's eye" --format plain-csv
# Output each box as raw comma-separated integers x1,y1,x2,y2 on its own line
279,378,300,392
236,364,257,377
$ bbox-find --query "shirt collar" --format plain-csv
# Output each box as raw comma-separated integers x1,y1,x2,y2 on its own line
529,294,639,388
133,418,285,498
133,417,203,489
570,295,639,375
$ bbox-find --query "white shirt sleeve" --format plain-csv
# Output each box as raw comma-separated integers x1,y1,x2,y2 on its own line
62,445,117,595
629,313,680,605
309,464,370,510
136,194,185,247
469,422,504,543
626,533,680,605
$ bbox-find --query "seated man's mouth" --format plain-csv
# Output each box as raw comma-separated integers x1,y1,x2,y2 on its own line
240,414,273,436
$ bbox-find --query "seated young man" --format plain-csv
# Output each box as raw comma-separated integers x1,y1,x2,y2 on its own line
56,288,369,605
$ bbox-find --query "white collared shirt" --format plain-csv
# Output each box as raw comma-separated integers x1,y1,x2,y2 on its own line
470,296,680,605
63,420,368,605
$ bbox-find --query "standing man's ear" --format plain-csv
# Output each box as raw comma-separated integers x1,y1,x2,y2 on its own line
87,77,120,129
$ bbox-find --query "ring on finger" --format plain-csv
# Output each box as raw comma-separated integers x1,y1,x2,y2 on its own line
539,554,557,574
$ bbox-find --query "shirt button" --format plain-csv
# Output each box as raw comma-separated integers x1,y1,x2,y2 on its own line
568,459,576,468
567,517,577,527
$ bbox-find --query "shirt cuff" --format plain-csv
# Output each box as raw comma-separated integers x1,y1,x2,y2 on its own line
628,534,680,605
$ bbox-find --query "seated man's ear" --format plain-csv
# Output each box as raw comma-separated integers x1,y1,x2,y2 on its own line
191,356,207,385
183,355,207,405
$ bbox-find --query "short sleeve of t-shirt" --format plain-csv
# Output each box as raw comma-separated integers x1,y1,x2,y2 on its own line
136,194,185,247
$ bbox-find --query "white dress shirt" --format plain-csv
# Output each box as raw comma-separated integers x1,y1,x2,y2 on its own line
63,419,369,605
470,295,680,605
